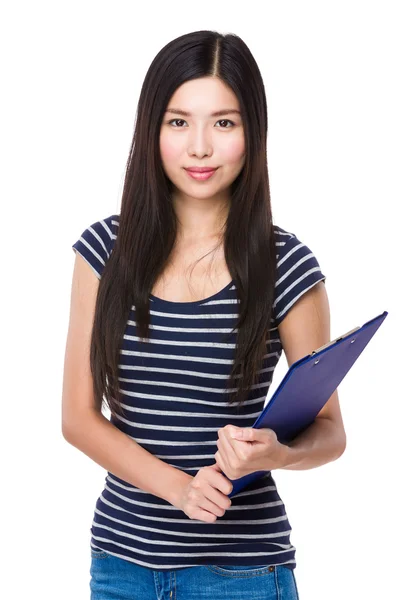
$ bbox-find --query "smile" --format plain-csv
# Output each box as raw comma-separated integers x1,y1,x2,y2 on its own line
184,168,218,181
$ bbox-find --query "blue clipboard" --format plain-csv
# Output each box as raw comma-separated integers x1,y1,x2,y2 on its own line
226,310,388,497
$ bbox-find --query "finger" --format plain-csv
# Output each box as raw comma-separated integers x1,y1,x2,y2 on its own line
215,450,229,475
230,426,253,441
218,428,241,465
226,428,261,464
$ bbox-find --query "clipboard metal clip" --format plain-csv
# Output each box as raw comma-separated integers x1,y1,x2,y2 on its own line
310,326,360,356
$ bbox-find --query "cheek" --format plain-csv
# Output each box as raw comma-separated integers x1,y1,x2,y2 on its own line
220,137,246,165
159,133,181,165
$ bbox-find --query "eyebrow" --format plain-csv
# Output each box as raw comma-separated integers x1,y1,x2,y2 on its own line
165,108,241,118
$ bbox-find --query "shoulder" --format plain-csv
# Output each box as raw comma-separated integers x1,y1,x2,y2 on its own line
93,213,120,245
273,224,296,255
72,213,120,279
74,213,120,248
272,223,327,327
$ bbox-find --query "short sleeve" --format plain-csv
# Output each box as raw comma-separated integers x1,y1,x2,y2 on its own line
72,214,119,279
272,226,327,327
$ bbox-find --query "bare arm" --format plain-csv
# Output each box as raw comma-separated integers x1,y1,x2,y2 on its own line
276,282,347,471
62,253,192,508
63,411,192,506
276,414,346,470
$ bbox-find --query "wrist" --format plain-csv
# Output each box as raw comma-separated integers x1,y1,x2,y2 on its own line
166,469,193,508
273,440,295,469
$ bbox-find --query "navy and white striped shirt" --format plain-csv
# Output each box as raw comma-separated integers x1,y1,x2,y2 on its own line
72,214,326,571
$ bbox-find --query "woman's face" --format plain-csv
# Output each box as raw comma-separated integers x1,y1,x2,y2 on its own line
159,76,246,201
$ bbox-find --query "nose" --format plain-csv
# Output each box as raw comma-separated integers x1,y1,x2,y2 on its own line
187,125,213,158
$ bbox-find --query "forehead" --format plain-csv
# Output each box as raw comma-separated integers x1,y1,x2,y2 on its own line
166,77,241,116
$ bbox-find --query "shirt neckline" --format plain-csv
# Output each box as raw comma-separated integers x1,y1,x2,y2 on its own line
149,279,235,307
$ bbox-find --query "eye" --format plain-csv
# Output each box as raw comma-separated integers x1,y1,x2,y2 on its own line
168,118,187,128
215,119,235,128
167,119,235,128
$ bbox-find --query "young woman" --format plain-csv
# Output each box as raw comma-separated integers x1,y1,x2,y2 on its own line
63,29,346,600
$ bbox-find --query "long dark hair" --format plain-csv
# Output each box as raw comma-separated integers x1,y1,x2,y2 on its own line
91,30,278,420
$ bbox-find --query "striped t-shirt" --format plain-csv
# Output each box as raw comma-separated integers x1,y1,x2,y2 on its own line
71,214,326,571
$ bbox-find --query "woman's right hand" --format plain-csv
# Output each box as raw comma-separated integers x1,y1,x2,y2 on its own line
174,463,233,523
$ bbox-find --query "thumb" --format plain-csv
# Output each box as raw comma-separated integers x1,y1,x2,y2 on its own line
208,462,222,471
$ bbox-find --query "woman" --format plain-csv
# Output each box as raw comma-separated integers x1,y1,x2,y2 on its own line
63,29,346,600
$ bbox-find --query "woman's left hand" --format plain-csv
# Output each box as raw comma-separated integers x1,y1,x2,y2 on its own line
214,425,290,480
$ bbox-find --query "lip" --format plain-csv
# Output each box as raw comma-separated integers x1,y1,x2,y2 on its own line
184,167,218,181
185,167,218,173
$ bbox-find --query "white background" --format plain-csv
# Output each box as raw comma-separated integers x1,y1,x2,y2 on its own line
2,1,418,598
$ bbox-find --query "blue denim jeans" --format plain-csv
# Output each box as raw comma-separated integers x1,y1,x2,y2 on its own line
90,547,300,599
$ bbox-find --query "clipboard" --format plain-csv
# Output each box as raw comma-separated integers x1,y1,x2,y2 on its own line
226,310,388,497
